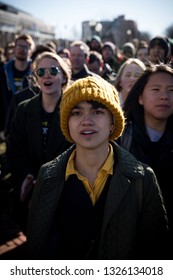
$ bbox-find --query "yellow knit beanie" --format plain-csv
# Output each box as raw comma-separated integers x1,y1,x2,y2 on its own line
60,76,125,143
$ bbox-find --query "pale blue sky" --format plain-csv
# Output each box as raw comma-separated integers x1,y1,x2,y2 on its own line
2,0,173,40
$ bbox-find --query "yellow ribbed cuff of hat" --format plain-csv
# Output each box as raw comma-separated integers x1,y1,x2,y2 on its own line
60,76,125,143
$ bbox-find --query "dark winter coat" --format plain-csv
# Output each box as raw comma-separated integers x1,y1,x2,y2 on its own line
27,142,169,260
71,64,99,81
7,93,71,188
118,121,173,235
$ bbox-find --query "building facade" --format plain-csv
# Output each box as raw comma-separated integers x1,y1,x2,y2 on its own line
82,15,144,48
0,2,55,48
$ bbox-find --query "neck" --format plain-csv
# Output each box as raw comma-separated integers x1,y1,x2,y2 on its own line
120,90,128,102
14,59,29,71
75,144,110,185
42,93,61,113
144,115,167,132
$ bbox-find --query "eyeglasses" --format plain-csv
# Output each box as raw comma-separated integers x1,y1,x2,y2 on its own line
16,44,30,51
35,66,60,77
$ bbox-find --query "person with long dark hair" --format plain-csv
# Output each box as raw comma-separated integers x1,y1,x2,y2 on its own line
118,64,173,253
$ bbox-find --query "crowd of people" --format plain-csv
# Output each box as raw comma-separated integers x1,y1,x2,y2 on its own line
0,31,173,259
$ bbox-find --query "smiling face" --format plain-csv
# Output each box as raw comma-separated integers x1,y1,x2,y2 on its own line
139,72,173,127
68,101,114,150
36,57,64,98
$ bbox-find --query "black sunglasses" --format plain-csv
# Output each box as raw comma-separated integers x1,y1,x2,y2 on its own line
35,66,60,77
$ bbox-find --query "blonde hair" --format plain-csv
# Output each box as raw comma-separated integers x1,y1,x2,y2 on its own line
31,51,71,90
115,58,146,91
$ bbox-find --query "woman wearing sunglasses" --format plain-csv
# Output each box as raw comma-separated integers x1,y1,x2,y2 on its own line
6,52,72,240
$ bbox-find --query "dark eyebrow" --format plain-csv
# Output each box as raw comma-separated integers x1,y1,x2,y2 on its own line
72,104,81,109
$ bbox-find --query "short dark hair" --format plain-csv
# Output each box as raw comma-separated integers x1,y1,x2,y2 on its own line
15,33,35,50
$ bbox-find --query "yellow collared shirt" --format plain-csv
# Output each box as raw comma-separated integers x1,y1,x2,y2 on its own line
66,144,114,205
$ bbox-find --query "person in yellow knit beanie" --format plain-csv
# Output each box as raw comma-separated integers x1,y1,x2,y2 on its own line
26,76,168,260
60,75,124,142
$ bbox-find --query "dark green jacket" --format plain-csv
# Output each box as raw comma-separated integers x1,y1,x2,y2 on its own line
27,142,169,259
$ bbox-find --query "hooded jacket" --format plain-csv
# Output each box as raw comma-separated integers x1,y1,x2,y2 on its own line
0,59,31,131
